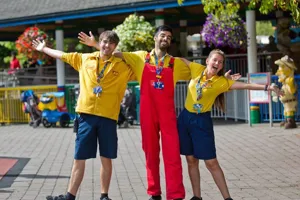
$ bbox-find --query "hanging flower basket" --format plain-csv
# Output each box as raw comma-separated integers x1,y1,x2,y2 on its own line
201,14,247,49
15,27,53,65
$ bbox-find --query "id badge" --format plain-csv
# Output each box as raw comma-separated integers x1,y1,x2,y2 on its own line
193,103,203,114
93,86,103,96
153,81,164,89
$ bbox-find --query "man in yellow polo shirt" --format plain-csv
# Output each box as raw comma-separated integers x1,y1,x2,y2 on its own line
32,31,134,200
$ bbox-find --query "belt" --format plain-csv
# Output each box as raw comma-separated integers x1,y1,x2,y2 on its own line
281,98,296,103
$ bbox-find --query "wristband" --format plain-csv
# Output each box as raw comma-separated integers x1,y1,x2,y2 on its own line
264,84,268,91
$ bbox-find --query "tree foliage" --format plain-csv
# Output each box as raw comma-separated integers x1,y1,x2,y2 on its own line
178,0,300,24
113,14,155,52
256,21,275,36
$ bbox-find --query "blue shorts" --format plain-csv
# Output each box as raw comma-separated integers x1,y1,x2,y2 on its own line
177,108,216,160
75,113,118,160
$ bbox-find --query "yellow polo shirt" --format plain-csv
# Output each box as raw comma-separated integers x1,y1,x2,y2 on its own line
185,62,235,113
122,49,191,85
61,51,135,121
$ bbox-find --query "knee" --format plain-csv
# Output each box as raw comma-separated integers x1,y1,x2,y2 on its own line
100,157,112,170
205,159,220,172
186,156,198,169
73,160,86,170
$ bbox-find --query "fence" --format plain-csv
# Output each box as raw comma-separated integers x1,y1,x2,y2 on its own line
2,75,300,124
0,85,57,124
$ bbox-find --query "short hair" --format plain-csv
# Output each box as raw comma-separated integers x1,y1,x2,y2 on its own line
99,31,120,45
208,49,225,60
154,25,173,36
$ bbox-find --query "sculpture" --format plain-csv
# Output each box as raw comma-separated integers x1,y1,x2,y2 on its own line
274,55,298,129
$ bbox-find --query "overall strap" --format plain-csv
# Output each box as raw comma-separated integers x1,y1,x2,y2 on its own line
145,53,151,64
168,57,175,69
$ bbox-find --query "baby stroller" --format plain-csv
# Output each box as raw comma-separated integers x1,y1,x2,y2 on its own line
118,88,136,128
20,90,42,128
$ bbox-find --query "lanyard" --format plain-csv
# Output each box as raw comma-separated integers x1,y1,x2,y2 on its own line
154,53,166,80
195,71,210,100
96,60,110,83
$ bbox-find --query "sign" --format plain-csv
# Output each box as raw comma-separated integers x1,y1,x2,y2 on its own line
248,73,270,103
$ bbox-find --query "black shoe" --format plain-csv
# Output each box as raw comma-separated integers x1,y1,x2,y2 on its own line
190,197,202,200
46,195,67,200
149,195,162,200
100,197,112,200
225,198,233,200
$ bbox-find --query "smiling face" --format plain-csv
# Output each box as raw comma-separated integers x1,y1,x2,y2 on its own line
206,51,225,77
99,37,117,57
154,30,172,51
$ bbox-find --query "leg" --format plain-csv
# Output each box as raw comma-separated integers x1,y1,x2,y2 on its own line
204,158,231,199
100,156,113,193
97,116,118,198
67,159,86,195
186,156,201,198
140,103,161,197
160,113,185,199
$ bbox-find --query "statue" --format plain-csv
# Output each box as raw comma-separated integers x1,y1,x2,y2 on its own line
273,55,298,129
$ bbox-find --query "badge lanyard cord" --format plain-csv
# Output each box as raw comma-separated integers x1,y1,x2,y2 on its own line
94,58,110,96
154,53,166,83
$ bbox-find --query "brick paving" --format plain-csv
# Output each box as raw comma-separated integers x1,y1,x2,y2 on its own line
0,121,299,200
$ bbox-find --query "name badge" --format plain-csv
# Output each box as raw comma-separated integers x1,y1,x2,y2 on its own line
93,86,103,97
153,81,164,89
193,103,203,114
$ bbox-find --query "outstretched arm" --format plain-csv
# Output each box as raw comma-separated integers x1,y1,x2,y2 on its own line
178,57,191,66
78,31,100,50
32,40,64,59
230,81,284,96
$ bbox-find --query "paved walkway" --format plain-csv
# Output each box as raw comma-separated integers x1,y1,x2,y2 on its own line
0,121,299,200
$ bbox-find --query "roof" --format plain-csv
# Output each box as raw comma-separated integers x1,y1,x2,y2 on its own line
0,0,201,28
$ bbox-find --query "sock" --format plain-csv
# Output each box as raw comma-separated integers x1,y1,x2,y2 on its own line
100,193,108,199
66,192,76,200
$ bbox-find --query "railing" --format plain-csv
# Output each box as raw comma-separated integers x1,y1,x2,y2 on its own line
187,52,283,77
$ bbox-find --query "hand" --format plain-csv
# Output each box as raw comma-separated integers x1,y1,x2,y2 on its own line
270,84,284,97
32,39,46,52
78,31,97,47
224,70,242,81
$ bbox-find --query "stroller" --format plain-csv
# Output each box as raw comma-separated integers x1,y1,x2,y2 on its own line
118,88,136,128
20,90,42,128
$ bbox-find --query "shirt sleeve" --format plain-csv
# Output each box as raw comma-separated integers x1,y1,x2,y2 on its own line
173,58,191,82
122,51,146,84
189,62,206,79
61,52,82,71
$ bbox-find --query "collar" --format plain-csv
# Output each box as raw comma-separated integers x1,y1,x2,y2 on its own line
149,49,170,58
202,69,219,82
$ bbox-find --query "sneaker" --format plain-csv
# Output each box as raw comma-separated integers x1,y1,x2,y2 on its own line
149,195,162,200
46,195,67,200
100,197,112,200
190,197,202,200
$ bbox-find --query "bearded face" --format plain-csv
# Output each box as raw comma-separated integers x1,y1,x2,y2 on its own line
154,31,172,51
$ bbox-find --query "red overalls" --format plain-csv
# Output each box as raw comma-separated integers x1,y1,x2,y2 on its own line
140,53,185,199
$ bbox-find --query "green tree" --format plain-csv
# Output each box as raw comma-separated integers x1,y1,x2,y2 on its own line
113,14,155,51
256,21,275,36
178,0,300,24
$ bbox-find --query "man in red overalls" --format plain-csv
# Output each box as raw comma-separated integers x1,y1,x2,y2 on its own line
79,25,191,200
116,26,189,200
